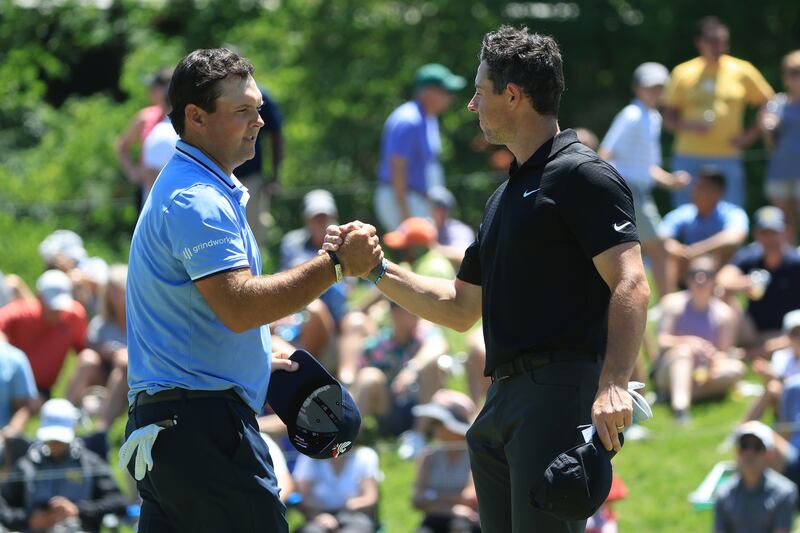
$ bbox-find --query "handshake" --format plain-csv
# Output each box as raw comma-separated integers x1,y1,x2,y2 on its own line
319,220,385,279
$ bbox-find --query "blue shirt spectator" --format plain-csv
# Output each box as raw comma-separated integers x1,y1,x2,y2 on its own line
378,100,439,196
0,342,37,430
660,201,748,245
126,139,271,413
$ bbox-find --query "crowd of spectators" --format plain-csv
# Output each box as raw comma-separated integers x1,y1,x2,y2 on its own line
0,13,799,532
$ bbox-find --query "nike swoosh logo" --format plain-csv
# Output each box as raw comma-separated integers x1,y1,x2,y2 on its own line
523,188,540,198
613,221,632,232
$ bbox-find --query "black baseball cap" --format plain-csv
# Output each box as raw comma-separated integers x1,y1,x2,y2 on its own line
267,350,361,459
530,431,623,520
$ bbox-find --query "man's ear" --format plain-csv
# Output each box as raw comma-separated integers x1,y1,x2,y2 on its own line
184,104,206,133
506,82,525,109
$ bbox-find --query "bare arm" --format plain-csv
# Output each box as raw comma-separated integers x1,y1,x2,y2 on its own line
716,264,751,293
389,155,411,222
375,264,482,332
687,230,747,259
0,398,36,439
591,241,651,451
662,106,711,134
344,477,379,513
115,112,146,183
195,228,381,333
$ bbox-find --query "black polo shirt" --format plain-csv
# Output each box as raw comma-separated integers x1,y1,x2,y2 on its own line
457,129,639,375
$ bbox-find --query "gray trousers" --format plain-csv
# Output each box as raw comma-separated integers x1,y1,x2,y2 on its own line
466,357,602,533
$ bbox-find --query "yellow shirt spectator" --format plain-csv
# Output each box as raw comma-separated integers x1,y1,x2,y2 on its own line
663,55,773,156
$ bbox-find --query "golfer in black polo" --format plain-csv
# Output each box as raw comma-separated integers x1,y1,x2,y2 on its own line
325,26,649,532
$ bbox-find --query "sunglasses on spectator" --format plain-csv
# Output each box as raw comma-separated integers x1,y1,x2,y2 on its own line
688,270,714,283
738,436,766,453
784,68,800,78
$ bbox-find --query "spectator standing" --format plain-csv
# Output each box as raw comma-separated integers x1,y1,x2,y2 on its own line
662,16,773,208
375,64,466,232
140,112,180,203
115,68,173,213
233,85,283,248
412,389,480,533
745,310,800,424
761,50,800,243
660,168,748,292
714,421,797,533
0,270,87,398
599,62,690,298
294,445,380,533
0,399,126,533
654,256,744,423
718,206,800,357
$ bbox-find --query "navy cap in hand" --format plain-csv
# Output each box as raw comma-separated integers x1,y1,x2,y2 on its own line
267,350,361,459
530,431,623,520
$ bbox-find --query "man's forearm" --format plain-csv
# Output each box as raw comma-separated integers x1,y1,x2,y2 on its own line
377,263,480,332
688,230,745,257
599,274,649,387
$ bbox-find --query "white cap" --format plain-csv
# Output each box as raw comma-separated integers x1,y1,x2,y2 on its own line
303,189,337,218
38,230,87,265
78,257,110,285
784,309,800,334
633,62,669,88
733,420,774,450
36,269,74,311
412,389,475,436
37,399,79,443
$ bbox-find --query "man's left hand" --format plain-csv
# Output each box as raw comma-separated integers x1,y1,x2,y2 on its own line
591,383,632,452
48,496,79,520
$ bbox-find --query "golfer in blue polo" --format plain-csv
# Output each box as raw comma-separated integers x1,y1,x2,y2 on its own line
121,48,382,533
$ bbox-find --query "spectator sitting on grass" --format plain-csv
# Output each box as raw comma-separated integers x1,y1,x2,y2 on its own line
427,186,475,270
0,270,87,399
351,300,448,442
294,444,380,533
0,399,126,533
653,255,744,424
411,389,480,533
718,206,800,359
744,310,800,424
714,421,798,533
660,167,748,293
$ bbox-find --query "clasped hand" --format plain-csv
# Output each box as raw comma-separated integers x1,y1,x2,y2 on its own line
320,220,383,277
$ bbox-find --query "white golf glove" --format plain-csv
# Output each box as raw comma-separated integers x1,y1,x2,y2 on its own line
628,381,653,423
118,424,165,481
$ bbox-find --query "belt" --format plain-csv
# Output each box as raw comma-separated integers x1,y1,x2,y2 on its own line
491,351,601,382
134,388,244,408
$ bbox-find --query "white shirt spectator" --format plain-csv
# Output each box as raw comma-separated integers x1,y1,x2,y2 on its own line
141,117,179,199
600,99,662,189
293,446,380,511
772,347,800,380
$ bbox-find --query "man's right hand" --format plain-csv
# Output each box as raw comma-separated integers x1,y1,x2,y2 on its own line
336,223,383,278
29,509,57,530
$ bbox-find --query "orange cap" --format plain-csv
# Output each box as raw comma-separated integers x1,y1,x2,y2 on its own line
383,217,438,249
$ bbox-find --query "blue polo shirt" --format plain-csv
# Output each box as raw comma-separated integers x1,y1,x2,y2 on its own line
659,201,749,245
377,100,441,194
126,140,271,413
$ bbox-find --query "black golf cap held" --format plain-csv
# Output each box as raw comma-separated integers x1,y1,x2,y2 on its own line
530,431,623,520
267,350,361,459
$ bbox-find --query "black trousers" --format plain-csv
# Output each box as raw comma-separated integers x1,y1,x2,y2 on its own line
124,394,287,533
466,357,601,533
